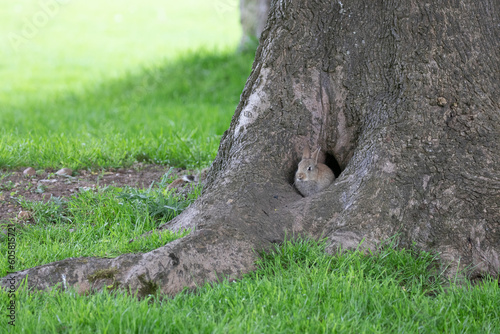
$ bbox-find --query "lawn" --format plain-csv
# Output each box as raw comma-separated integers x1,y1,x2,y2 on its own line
0,50,253,170
0,1,499,333
0,0,242,101
2,239,499,333
0,0,247,170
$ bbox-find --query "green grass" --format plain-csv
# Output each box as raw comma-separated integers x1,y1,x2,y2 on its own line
0,172,195,276
0,0,241,101
1,1,499,333
2,238,499,333
0,49,254,169
0,0,248,170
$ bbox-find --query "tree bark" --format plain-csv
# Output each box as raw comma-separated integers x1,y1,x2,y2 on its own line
2,0,500,296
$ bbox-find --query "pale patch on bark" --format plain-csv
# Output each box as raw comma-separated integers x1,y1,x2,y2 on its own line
382,160,396,174
235,67,271,138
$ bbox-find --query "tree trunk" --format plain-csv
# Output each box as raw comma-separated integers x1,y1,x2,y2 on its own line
2,0,500,296
239,0,271,50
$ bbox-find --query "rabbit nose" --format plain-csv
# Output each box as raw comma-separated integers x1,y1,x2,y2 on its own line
297,173,305,180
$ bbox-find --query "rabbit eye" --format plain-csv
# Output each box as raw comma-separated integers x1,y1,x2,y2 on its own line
307,166,313,171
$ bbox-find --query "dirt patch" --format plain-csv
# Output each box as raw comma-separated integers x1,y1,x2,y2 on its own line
0,164,191,224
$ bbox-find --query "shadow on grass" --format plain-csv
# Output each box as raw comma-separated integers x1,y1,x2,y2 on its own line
0,49,256,169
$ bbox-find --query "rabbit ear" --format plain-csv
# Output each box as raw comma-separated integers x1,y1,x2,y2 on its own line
302,145,311,159
312,147,321,164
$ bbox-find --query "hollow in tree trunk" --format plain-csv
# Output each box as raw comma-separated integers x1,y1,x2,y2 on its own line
2,0,500,296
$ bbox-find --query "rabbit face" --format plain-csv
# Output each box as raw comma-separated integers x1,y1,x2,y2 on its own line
295,159,318,182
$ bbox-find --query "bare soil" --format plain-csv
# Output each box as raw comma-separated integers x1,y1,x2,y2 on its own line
0,164,188,224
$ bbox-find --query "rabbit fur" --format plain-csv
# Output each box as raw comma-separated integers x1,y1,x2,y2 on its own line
294,146,335,197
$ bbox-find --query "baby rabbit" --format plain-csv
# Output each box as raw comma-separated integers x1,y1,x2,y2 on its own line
295,146,335,197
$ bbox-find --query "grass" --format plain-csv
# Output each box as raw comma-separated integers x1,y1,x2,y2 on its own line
0,49,254,170
2,238,499,333
1,1,499,333
0,0,241,101
0,173,196,276
0,0,248,170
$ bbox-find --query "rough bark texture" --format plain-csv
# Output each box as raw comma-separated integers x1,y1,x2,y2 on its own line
2,0,500,296
239,0,271,49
